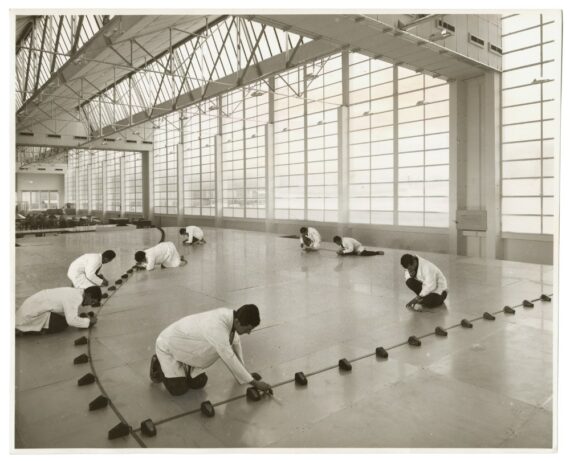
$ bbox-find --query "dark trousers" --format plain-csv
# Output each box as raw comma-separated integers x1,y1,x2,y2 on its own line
17,312,69,336
163,377,190,396
44,312,69,334
406,278,447,308
160,363,207,396
360,250,381,256
340,250,381,256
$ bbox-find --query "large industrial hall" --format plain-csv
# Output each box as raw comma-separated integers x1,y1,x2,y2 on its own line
10,7,563,452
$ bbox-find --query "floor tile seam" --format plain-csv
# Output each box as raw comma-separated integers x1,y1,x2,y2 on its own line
496,406,554,448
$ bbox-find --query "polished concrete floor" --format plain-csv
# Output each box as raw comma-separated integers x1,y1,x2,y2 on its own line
14,226,554,449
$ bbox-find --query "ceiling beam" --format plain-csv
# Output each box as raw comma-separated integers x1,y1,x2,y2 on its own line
77,37,341,147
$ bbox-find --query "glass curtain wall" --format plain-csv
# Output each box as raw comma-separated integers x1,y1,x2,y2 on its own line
305,55,342,222
501,13,560,235
64,150,143,214
153,113,179,214
150,52,452,229
396,67,450,228
182,101,218,216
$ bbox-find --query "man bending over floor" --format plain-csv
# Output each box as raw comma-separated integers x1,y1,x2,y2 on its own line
16,286,101,335
68,250,116,288
299,226,321,251
179,226,206,245
134,242,187,271
149,304,272,396
400,253,448,311
333,236,384,256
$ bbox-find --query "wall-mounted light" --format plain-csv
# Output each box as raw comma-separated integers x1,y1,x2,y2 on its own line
429,29,452,42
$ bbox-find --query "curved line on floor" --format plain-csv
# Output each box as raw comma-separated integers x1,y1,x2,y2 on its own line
84,226,166,447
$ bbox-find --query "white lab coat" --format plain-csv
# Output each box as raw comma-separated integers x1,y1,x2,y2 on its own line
300,227,321,249
67,253,104,288
155,308,253,384
143,242,181,271
185,226,204,241
339,237,364,254
404,255,448,297
16,287,90,332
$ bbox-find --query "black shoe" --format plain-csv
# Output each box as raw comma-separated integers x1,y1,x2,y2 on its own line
150,354,164,383
188,372,208,389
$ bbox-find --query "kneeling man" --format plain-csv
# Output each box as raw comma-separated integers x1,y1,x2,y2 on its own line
134,242,187,270
299,226,321,251
150,304,272,396
333,236,384,256
400,253,448,311
179,226,206,245
16,286,101,334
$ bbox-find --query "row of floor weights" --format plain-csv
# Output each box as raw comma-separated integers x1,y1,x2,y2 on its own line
75,289,553,440
128,294,556,438
70,264,144,441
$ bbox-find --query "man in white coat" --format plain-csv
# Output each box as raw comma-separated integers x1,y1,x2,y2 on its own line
333,236,384,256
16,286,101,335
179,226,206,245
149,304,272,396
134,242,187,271
400,253,448,311
67,250,116,288
299,226,321,251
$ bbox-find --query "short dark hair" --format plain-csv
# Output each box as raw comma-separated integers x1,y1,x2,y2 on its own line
134,251,146,263
333,236,342,244
300,227,308,234
179,228,187,235
400,254,415,268
102,250,116,261
84,286,102,301
236,304,260,328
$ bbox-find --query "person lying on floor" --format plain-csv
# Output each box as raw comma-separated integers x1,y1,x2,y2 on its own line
299,226,321,251
149,304,272,396
67,250,116,288
134,242,187,270
179,226,206,245
16,286,101,335
400,253,448,311
333,236,384,256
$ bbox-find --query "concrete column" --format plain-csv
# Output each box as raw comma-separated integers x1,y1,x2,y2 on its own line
337,50,350,235
74,162,79,216
142,150,152,220
119,155,126,218
448,79,467,255
392,65,399,226
87,163,92,214
177,143,184,226
215,133,223,227
337,105,349,233
265,123,275,232
265,75,275,232
482,70,502,260
101,159,107,219
303,64,308,221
